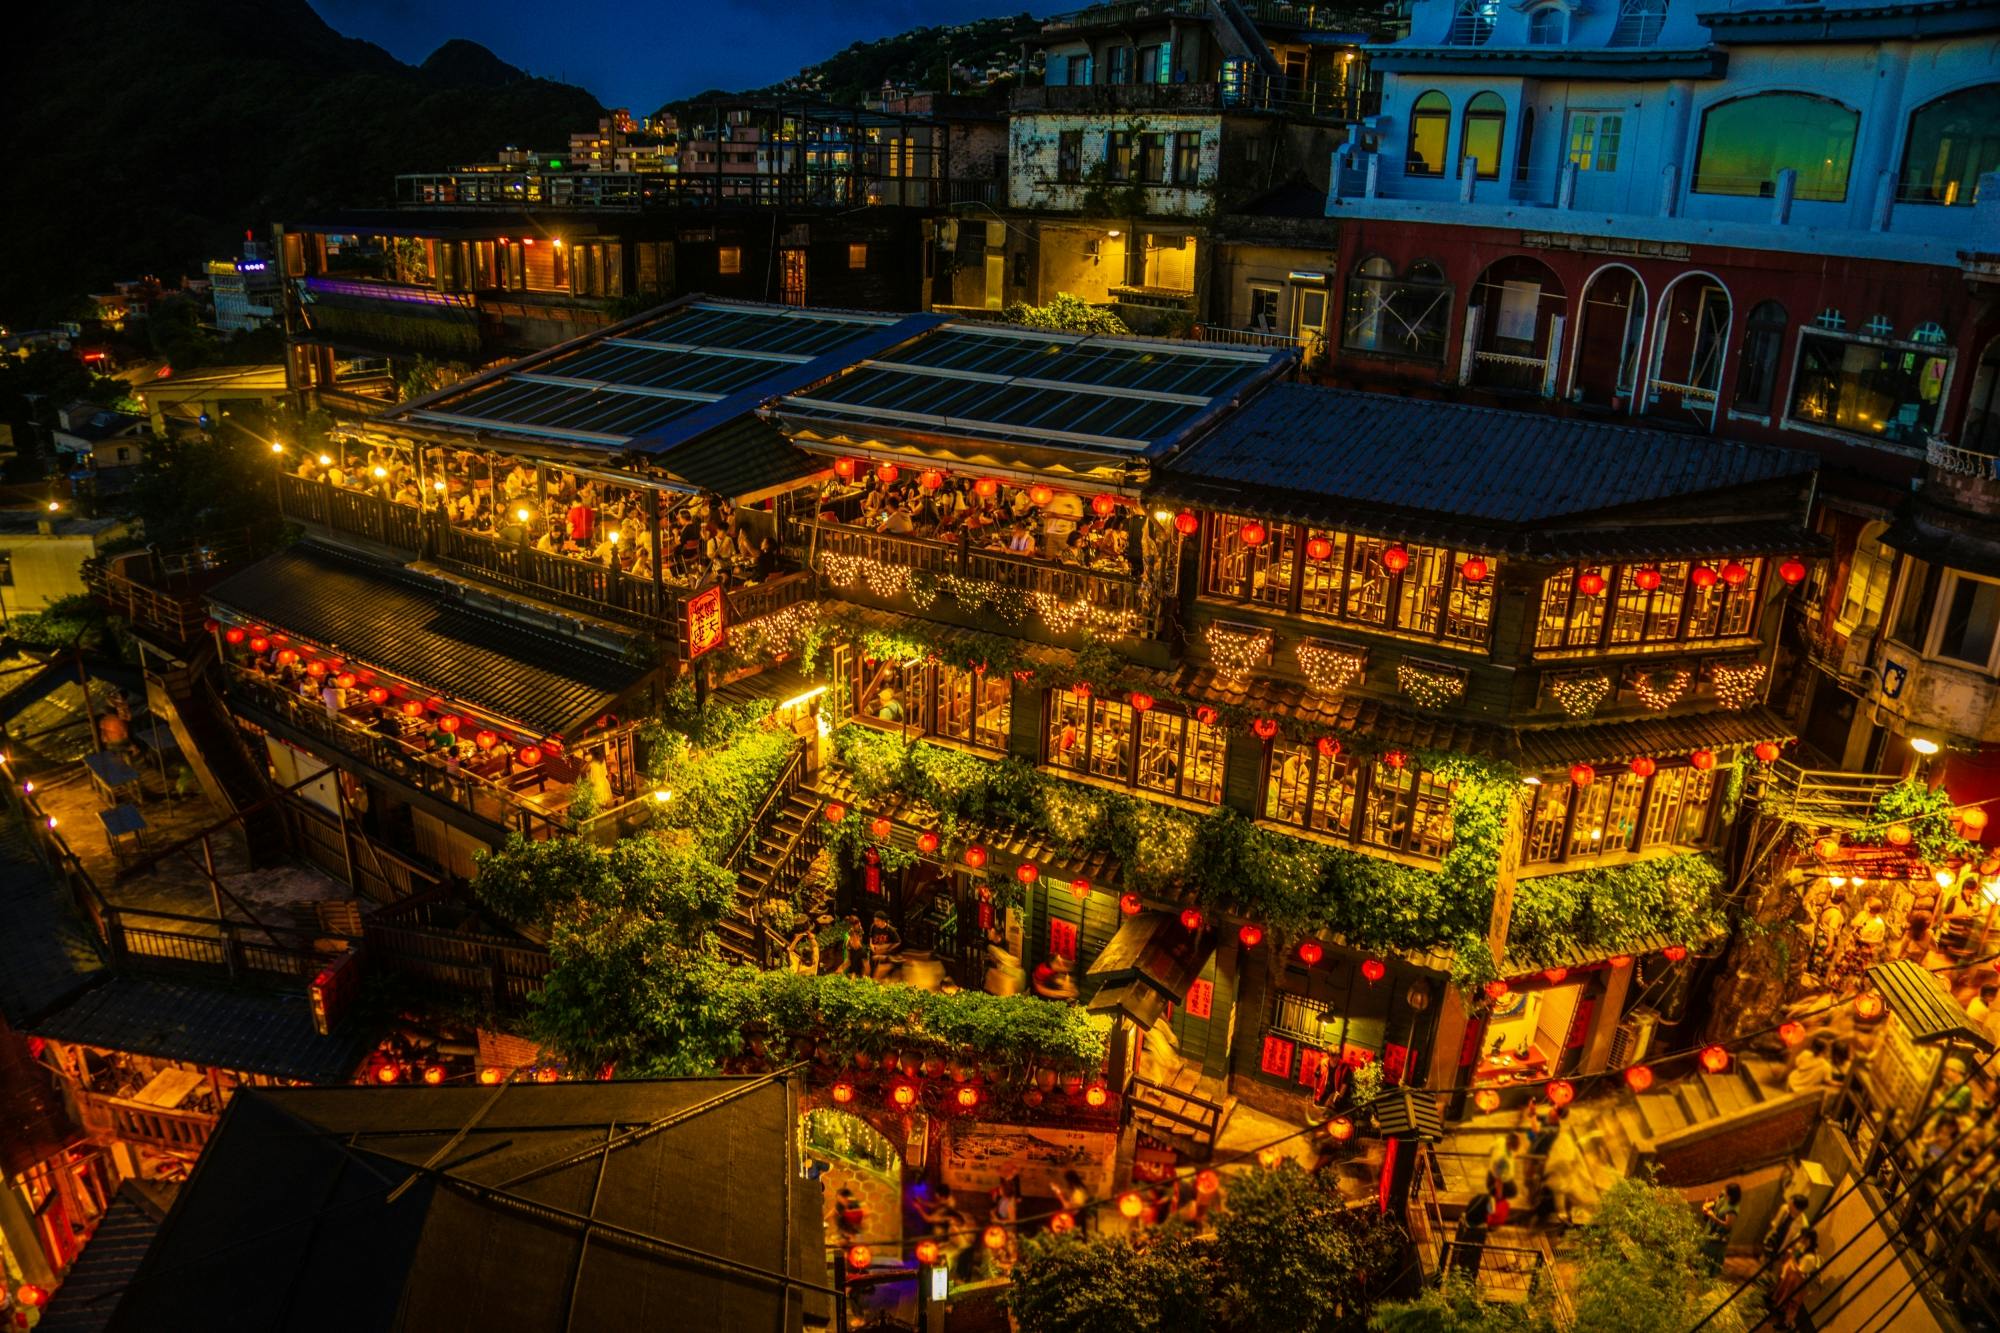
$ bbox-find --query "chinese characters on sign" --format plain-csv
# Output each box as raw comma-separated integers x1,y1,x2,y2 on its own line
685,585,727,658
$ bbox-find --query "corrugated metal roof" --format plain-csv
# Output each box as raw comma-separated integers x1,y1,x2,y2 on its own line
31,977,375,1084
208,544,646,737
1868,958,1995,1053
1514,706,1793,769
1151,383,1816,552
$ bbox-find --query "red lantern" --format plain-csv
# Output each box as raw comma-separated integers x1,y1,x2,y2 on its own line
1690,565,1719,588
474,729,499,750
1016,862,1039,885
1778,1021,1806,1046
1754,741,1781,763
1117,1192,1142,1218
476,1066,502,1084
824,802,848,824
862,815,889,841
517,746,544,767
1543,967,1568,984
1546,1079,1575,1107
1721,561,1749,586
224,626,246,645
1240,520,1268,547
1195,705,1218,726
438,716,461,734
249,635,271,653
1689,749,1716,771
1049,1211,1076,1234
1238,923,1264,947
848,1244,873,1270
1570,762,1596,788
1326,1115,1355,1143
1700,1045,1731,1074
1298,940,1324,965
915,1239,942,1266
1085,1084,1109,1108
276,650,298,667
1069,877,1091,900
974,477,998,499
916,830,940,855
964,845,987,869
1196,1168,1221,1195
1174,509,1200,536
1474,1089,1501,1113
1252,718,1279,740
1460,556,1489,582
1779,558,1807,585
831,1081,855,1104
1072,681,1092,699
1361,958,1386,984
1607,954,1632,969
366,686,391,706
16,1285,48,1310
1383,749,1408,770
1634,566,1662,591
334,672,358,690
891,1083,917,1109
919,468,944,492
1029,484,1054,507
1885,823,1912,846
1180,907,1204,931
1855,991,1885,1019
875,462,899,485
375,1063,401,1084
422,1065,445,1086
1119,892,1142,916
1381,545,1411,573
1091,494,1118,517
833,457,857,481
1306,535,1335,561
956,1085,980,1109
1629,756,1657,778
1625,1065,1654,1092
1317,736,1342,760
1484,979,1511,1002
1662,943,1688,962
402,699,426,718
303,659,327,678
1576,571,1607,596
1128,691,1155,713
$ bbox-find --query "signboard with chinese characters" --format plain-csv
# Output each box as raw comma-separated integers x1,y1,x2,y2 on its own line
940,1123,1116,1199
684,585,726,659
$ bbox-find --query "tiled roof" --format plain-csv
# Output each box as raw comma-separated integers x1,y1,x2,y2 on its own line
31,977,376,1084
0,819,105,1026
1177,666,1509,756
208,544,647,737
1513,706,1792,769
1151,383,1816,554
661,416,821,500
36,1184,163,1333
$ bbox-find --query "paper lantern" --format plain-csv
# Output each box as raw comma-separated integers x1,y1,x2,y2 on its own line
1016,862,1039,885
1699,1045,1731,1074
276,649,298,667
1607,954,1632,969
1238,923,1264,947
534,1067,559,1084
16,1285,48,1310
831,1081,855,1104
224,626,246,645
1306,535,1335,561
1326,1115,1355,1143
956,1085,980,1109
916,830,940,854
1179,907,1204,931
1119,892,1143,916
1091,494,1118,517
1570,762,1596,788
1174,509,1200,536
982,1225,1007,1250
1662,943,1688,962
401,699,426,718
1257,1147,1284,1168
874,462,899,485
366,687,391,705
891,1083,917,1109
1050,1211,1076,1234
1779,558,1807,585
1690,565,1720,588
823,802,848,824
1128,691,1154,713
1546,1079,1575,1107
1754,741,1781,763
1381,545,1411,573
1634,566,1663,592
517,746,544,767
304,659,330,678
1625,1065,1654,1092
847,1245,873,1270
1778,1021,1806,1046
1298,940,1324,965
1484,980,1511,1002
1383,749,1408,770
1885,823,1912,846
334,672,358,690
1071,681,1092,699
374,1063,400,1084
1085,1084,1109,1108
1720,561,1749,587
438,716,462,734
1855,991,1885,1019
422,1065,445,1086
919,469,944,492
915,1240,942,1266
1195,705,1219,726
1069,877,1091,900
1576,571,1607,596
870,816,892,840
1964,808,1989,832
1542,967,1569,985
1474,1089,1501,1113
478,1067,503,1086
1239,520,1268,547
1196,1168,1220,1195
975,477,998,499
1317,736,1342,760
1361,958,1386,984
1029,484,1054,507
1629,756,1657,778
1689,749,1716,771
964,845,987,868
1460,556,1488,582
1252,718,1279,740
250,636,272,655
832,457,857,481
474,729,499,750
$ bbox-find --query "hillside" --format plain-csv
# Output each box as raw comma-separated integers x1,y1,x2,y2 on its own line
0,0,601,324
660,12,1039,113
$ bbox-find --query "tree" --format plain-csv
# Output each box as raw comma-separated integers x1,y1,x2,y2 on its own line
122,430,280,549
1006,1228,1216,1333
1369,1276,1552,1333
1001,294,1130,337
1211,1162,1406,1332
1569,1178,1759,1333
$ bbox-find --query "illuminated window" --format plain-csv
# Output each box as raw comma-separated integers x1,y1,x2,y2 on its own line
1343,259,1451,362
1447,0,1497,44
1787,330,1953,446
1408,92,1451,175
1461,93,1505,181
860,661,1006,752
1045,689,1224,805
1693,93,1858,203
1534,559,1764,653
847,243,868,270
1522,763,1716,865
1835,522,1893,634
1263,742,1359,838
1897,83,2000,207
718,245,743,275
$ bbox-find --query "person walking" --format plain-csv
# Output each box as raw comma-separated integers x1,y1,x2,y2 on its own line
1451,1188,1495,1281
1771,1229,1820,1330
1700,1182,1742,1266
1763,1192,1810,1261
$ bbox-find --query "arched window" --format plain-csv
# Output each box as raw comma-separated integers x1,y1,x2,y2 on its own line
1731,300,1789,414
1527,6,1567,42
1898,84,2000,207
1343,258,1452,361
1447,0,1498,44
1608,0,1667,46
1408,92,1451,176
1693,92,1858,202
1461,93,1506,181
1837,521,1894,635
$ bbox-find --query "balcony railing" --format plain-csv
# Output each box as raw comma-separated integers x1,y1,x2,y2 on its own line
1928,440,2000,478
393,169,1005,213
1753,759,1903,827
1013,77,1374,121
364,893,553,1006
74,1089,218,1154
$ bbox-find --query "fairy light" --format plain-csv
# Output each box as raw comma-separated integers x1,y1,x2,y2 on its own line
1549,672,1611,718
1204,623,1272,684
1397,660,1466,709
1295,641,1366,696
1632,668,1693,712
819,552,914,599
1031,591,1134,636
1711,661,1767,710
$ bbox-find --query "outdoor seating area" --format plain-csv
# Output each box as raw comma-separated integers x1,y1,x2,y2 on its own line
815,468,1144,575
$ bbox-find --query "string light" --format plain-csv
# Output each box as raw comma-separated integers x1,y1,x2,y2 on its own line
1633,668,1692,712
1295,641,1366,695
1204,623,1272,685
1397,661,1466,709
1549,672,1612,718
819,552,914,598
1712,661,1767,710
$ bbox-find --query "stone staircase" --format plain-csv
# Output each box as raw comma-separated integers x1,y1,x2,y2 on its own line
1580,1053,1812,1189
1128,1065,1229,1158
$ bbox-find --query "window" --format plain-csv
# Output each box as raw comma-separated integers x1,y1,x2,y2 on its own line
1264,741,1360,838
1969,339,2000,453
1057,130,1083,183
1343,258,1451,361
1206,515,1496,647
1693,93,1858,202
1567,112,1622,173
1607,0,1666,46
1173,131,1202,184
1934,574,2000,668
1461,92,1506,180
1264,743,1453,861
1892,558,1938,648
935,664,1012,750
1408,92,1451,175
1788,330,1953,445
1297,287,1328,333
1527,6,1567,42
1522,761,1717,865
847,243,868,270
1898,84,2000,207
858,660,1009,751
1732,301,1789,414
1108,46,1133,85
1534,559,1764,653
1447,0,1498,44
1045,689,1225,804
1138,132,1168,184
718,245,742,275
1248,286,1280,332
1106,130,1134,181
1836,522,1894,635
1361,759,1455,859
1067,54,1093,85
1514,106,1536,183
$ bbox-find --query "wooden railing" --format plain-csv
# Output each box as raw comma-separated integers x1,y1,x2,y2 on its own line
429,515,674,631
1754,760,1904,826
74,1089,218,1154
84,561,213,642
364,894,552,1007
1126,1074,1225,1154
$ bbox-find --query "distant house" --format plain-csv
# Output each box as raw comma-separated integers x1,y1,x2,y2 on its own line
52,402,148,474
0,508,131,618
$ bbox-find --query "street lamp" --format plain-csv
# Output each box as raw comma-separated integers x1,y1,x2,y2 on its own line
1911,737,1941,756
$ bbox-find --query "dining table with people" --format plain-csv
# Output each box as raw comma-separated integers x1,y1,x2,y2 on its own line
815,470,1146,577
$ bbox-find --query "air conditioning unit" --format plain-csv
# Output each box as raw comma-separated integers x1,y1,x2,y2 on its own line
1610,1008,1660,1068
1082,239,1101,257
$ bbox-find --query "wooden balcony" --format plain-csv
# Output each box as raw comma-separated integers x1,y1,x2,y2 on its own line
74,1089,218,1154
1752,759,1902,828
364,894,552,1007
85,539,255,643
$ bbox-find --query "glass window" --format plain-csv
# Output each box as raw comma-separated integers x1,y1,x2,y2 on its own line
1898,84,2000,207
1249,286,1280,332
1048,687,1091,774
718,245,742,275
1967,338,2000,454
1789,330,1952,446
847,243,868,270
1264,742,1358,836
1342,259,1451,361
1536,559,1762,652
1067,54,1093,85
1173,131,1202,185
1106,130,1133,181
1567,112,1621,173
1360,761,1454,860
1461,93,1506,181
1891,558,1936,647
1527,7,1566,42
1732,301,1789,414
1057,130,1083,183
1108,46,1133,84
1138,132,1168,185
1935,575,2000,668
1693,93,1858,203
1640,768,1715,849
1607,0,1666,46
1300,528,1348,617
1137,709,1225,803
1408,92,1451,176
933,665,1009,752
1047,690,1222,803
1835,522,1893,634
1447,0,1498,44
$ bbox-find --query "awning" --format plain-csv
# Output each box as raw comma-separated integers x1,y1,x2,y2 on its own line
1084,911,1215,1030
208,544,650,739
1514,705,1793,770
1867,959,1996,1054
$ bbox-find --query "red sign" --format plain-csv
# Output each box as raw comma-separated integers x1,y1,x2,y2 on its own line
684,585,726,658
309,950,363,1036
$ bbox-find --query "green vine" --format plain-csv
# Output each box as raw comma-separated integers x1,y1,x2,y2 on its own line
1504,853,1726,970
1862,779,1975,864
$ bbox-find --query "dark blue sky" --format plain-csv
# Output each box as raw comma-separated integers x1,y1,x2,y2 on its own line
310,0,1019,111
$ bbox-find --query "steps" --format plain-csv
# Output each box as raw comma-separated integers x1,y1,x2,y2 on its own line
721,791,820,966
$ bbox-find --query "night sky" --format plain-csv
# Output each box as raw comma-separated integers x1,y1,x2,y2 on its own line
310,0,1020,111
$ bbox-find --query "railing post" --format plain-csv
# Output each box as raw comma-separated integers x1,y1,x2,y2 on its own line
1770,168,1797,226
1557,161,1578,210
1459,159,1477,204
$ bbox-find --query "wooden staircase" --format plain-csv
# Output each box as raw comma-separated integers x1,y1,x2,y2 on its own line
717,742,825,966
1127,1067,1229,1157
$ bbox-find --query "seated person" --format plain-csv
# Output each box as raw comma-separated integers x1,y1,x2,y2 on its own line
1032,953,1079,1001
875,686,906,722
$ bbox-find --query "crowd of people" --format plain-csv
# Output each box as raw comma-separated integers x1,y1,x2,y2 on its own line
818,472,1145,574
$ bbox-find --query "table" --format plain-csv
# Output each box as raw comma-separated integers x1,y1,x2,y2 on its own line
133,1066,205,1109
83,751,142,806
97,803,147,857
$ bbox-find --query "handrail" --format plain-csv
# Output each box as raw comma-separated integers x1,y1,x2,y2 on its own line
724,740,805,874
